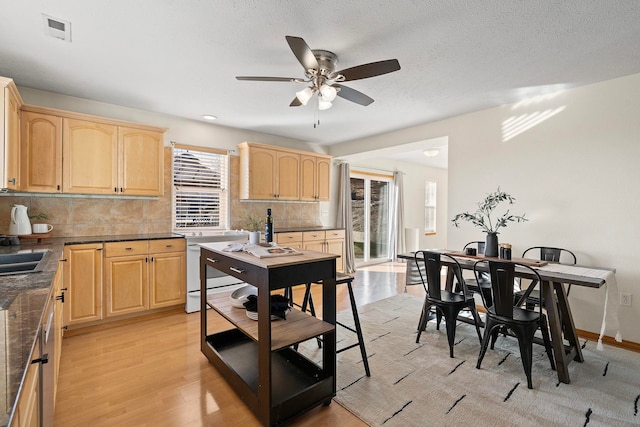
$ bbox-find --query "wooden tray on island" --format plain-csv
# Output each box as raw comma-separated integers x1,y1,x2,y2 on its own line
18,233,52,244
444,250,548,267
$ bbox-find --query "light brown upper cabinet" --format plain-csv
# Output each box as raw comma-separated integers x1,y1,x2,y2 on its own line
238,141,331,201
20,105,165,196
300,155,331,201
20,111,63,192
63,118,119,194
1,76,23,190
119,127,164,196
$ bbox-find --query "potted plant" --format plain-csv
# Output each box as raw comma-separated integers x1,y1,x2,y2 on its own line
451,187,527,257
243,214,264,245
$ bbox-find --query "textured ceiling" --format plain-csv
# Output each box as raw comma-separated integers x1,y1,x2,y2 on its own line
2,1,640,163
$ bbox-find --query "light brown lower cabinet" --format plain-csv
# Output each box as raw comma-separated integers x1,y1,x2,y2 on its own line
11,341,40,427
63,243,104,327
105,239,186,317
276,229,345,273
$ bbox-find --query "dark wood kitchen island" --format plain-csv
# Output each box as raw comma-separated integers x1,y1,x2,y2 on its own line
199,242,337,426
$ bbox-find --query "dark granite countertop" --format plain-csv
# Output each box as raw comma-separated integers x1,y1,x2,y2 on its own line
0,232,184,426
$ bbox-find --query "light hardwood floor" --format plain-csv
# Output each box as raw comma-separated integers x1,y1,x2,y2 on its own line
54,262,424,426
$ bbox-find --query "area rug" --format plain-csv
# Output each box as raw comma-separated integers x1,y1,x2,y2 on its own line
298,293,640,426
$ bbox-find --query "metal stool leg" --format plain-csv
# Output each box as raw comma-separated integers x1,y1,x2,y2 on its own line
344,279,370,376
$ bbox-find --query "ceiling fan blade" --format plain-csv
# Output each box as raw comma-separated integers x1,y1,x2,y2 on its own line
285,36,319,71
333,59,400,82
334,84,374,106
289,97,303,107
236,76,304,82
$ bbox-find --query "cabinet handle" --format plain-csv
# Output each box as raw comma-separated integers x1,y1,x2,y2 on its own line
32,354,49,365
165,244,173,248
114,187,117,193
57,185,61,191
145,257,149,262
120,187,123,193
56,294,65,303
206,257,218,263
229,267,245,274
96,248,103,251
151,257,154,262
125,247,133,251
8,178,16,185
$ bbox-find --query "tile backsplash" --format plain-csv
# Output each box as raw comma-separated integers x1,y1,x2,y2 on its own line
0,150,321,237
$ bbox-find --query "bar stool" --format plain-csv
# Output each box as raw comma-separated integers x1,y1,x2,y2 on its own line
287,273,371,377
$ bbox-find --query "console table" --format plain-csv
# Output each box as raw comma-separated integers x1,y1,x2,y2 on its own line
199,242,337,426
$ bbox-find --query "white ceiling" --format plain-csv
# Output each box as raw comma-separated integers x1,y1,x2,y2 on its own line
2,1,640,169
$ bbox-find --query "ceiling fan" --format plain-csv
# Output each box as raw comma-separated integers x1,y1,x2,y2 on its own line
236,36,401,110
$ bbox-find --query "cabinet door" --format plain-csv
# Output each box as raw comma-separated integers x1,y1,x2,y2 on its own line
149,251,186,309
5,86,21,190
275,151,300,200
105,255,148,317
326,239,345,273
246,146,277,199
14,341,40,427
63,118,118,194
315,157,331,201
20,111,63,192
52,263,64,406
303,240,326,253
119,127,164,196
63,244,103,326
300,155,317,201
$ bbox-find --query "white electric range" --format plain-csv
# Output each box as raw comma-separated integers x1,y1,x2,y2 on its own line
184,231,249,313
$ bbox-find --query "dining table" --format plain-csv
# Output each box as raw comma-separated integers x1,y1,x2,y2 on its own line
398,250,617,384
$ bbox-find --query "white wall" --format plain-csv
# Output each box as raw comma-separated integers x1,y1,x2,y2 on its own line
330,72,640,343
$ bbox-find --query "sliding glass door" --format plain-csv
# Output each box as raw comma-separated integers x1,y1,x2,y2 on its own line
351,172,392,266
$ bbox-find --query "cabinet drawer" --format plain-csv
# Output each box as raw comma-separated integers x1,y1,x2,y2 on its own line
275,232,303,245
149,238,186,254
325,229,345,239
302,231,326,242
202,251,259,285
104,240,148,257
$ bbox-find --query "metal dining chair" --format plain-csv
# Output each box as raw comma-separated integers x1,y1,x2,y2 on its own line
414,251,483,358
516,246,577,309
473,259,555,389
458,241,492,306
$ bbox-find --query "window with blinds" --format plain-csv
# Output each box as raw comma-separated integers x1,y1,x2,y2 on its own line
173,144,228,231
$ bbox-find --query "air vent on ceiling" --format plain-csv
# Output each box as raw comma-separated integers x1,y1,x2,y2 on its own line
42,14,71,42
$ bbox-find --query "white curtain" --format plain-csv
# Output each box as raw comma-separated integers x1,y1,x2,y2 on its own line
391,171,406,260
337,163,356,273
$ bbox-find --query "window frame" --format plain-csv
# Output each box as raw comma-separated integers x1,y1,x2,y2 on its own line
172,143,229,233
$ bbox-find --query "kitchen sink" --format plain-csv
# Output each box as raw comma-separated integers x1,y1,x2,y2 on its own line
0,250,49,275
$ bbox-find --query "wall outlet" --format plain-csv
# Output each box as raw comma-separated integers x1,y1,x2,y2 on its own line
620,293,632,307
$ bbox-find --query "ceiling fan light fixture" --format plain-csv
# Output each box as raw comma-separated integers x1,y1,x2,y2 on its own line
296,87,314,106
319,84,337,102
318,99,332,110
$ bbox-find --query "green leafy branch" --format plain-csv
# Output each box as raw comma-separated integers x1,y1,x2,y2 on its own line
452,187,528,233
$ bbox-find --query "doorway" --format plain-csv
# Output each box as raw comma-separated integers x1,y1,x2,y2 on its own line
350,172,393,266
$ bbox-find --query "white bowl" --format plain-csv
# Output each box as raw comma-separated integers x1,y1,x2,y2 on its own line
229,285,257,308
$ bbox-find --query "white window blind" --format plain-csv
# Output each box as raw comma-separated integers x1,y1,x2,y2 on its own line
173,145,228,231
424,180,436,234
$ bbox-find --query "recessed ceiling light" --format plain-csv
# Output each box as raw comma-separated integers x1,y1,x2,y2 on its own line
423,148,440,157
202,115,217,120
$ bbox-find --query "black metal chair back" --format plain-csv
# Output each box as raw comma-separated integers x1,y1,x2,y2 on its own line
413,251,483,357
473,259,555,388
463,240,485,255
523,246,576,264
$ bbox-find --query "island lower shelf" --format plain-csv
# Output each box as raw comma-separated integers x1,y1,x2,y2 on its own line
204,329,334,417
207,291,334,350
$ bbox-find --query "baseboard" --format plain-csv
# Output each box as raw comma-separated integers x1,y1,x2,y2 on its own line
576,329,640,353
64,306,184,337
